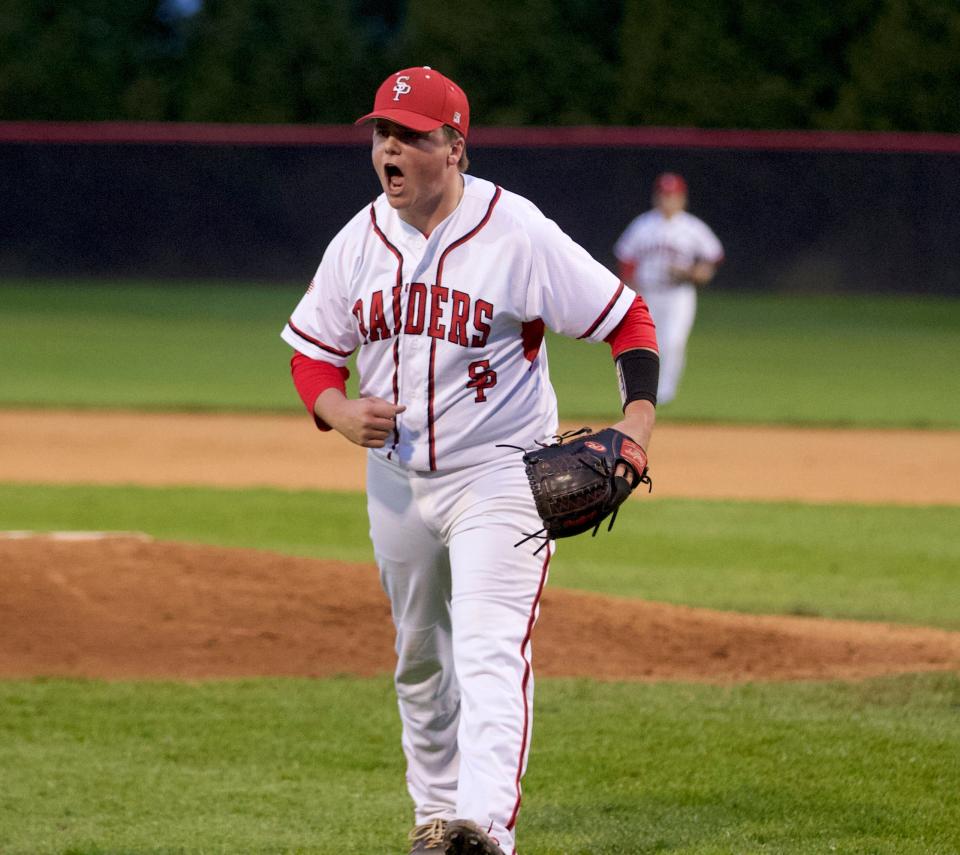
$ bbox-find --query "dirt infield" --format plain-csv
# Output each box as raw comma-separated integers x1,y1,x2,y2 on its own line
3,536,959,683
1,408,958,683
2,408,959,504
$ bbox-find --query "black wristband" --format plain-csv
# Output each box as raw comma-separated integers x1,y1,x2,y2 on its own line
615,348,659,409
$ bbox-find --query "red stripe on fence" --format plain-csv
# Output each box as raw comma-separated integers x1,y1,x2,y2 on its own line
1,121,960,154
0,121,371,146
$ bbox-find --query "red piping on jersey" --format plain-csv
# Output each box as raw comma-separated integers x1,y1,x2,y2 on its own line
286,319,354,357
427,339,439,471
436,186,503,284
370,204,405,454
425,185,503,471
390,338,401,453
506,542,552,833
578,281,625,340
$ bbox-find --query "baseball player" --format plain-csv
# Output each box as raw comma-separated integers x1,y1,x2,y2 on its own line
281,67,659,855
613,173,723,405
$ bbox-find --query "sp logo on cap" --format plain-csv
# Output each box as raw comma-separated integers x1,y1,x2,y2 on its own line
392,75,412,101
356,66,470,138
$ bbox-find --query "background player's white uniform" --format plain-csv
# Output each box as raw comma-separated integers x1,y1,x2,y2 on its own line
282,174,634,854
614,208,723,404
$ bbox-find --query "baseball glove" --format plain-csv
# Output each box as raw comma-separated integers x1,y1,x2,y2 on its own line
514,427,652,552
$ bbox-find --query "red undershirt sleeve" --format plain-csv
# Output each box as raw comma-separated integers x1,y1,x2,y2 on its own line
290,352,350,432
604,294,658,358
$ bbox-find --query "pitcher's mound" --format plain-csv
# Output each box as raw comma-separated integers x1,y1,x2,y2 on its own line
2,537,958,682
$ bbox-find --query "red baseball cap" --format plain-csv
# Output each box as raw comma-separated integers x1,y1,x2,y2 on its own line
355,66,470,138
654,172,688,195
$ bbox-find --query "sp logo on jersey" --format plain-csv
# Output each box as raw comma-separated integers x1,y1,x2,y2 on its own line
392,75,412,101
466,360,498,403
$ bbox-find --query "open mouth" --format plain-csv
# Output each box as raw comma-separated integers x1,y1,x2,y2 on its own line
384,163,404,192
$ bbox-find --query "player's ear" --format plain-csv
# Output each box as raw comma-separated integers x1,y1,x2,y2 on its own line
447,135,464,167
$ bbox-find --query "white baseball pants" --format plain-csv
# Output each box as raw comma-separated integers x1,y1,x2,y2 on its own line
640,283,697,405
366,451,552,855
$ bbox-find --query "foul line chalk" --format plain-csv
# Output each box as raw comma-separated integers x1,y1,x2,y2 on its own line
0,530,153,542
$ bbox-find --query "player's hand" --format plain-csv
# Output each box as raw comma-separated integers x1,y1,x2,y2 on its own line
611,399,655,485
316,391,406,448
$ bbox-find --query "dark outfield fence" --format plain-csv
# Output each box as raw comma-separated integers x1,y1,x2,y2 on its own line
2,123,959,295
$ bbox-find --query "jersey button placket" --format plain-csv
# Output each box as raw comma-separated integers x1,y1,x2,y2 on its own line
395,280,421,467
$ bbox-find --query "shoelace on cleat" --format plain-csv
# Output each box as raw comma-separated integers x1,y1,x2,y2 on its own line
409,818,447,848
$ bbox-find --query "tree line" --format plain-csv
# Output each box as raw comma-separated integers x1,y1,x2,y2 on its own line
2,0,958,131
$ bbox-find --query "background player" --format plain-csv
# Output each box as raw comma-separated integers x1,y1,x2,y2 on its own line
614,173,724,405
281,67,659,854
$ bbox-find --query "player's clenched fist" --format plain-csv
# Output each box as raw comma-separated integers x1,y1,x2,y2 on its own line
314,389,405,448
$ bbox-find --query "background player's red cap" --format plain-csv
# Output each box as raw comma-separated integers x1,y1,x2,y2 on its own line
654,172,688,195
356,66,470,138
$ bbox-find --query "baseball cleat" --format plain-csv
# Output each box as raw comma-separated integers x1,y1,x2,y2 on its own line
408,818,447,852
443,819,503,854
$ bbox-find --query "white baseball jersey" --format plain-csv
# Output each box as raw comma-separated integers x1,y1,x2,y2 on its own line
282,174,634,472
614,209,724,291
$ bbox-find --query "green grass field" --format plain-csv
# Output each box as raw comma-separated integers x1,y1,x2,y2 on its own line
3,674,959,854
2,280,959,853
2,280,958,426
